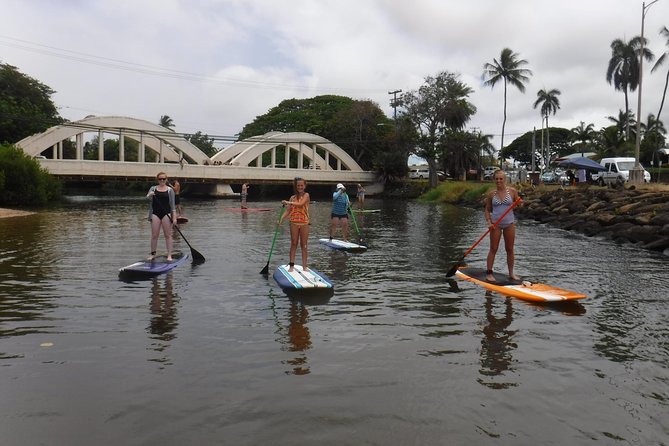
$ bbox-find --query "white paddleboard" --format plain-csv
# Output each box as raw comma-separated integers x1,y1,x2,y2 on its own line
318,238,367,253
273,264,333,290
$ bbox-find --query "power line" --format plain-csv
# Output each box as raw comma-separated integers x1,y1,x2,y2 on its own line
0,34,388,95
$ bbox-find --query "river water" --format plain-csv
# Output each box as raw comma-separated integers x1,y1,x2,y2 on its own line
0,195,668,445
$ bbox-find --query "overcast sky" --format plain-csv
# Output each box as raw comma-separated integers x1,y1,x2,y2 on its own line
3,0,669,151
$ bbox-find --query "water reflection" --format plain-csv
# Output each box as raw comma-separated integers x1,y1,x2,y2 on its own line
270,291,332,375
147,275,179,367
478,293,518,389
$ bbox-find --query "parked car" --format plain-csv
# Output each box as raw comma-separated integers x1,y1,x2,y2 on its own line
409,167,430,179
483,166,498,179
540,170,566,184
596,157,651,185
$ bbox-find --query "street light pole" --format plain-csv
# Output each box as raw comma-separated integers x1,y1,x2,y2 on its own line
632,0,661,184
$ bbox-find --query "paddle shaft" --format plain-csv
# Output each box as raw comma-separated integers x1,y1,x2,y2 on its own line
460,196,522,259
150,187,205,262
346,194,363,241
260,205,285,274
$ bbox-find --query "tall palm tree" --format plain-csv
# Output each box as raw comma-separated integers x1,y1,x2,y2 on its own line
533,88,561,166
482,48,532,166
651,26,669,125
159,115,175,130
570,121,596,156
606,36,654,141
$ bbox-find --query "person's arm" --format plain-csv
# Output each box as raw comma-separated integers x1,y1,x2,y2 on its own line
484,193,493,226
168,188,177,222
146,185,156,199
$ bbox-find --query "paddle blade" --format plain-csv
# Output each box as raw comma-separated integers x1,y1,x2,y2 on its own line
260,262,270,275
445,257,465,277
191,248,206,264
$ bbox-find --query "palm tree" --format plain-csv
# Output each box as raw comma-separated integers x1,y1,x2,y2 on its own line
607,109,637,142
159,115,175,130
606,36,654,141
570,121,597,156
482,48,532,166
651,26,669,125
533,88,561,166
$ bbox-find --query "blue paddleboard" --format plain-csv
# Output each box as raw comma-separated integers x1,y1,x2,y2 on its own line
273,264,333,291
119,251,189,279
318,238,367,253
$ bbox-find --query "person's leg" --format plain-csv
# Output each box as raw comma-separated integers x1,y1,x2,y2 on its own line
161,216,174,260
298,224,309,270
486,227,502,281
289,224,299,271
503,225,518,279
150,215,161,258
329,217,337,240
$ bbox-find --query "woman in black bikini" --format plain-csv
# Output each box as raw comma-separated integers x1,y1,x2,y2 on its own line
146,172,177,261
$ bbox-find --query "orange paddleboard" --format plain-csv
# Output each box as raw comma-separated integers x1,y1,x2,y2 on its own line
455,267,587,302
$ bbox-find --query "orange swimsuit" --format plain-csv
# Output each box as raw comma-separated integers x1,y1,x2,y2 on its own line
288,196,310,225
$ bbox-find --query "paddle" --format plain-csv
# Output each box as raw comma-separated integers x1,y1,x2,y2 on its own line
260,205,286,275
151,188,205,263
346,194,364,244
445,196,522,277
167,213,206,264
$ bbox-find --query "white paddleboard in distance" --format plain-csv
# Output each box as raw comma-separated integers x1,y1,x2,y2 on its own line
273,264,333,290
318,238,367,253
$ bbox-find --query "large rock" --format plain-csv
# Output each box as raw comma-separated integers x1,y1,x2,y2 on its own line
516,186,669,255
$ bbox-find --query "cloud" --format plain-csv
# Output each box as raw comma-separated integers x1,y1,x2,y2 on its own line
2,0,668,150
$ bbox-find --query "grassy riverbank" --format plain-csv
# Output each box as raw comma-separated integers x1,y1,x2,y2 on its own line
417,181,493,205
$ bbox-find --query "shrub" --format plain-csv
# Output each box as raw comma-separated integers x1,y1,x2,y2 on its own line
0,144,62,206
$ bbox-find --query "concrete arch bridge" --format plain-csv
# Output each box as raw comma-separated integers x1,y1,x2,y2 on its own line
17,116,380,196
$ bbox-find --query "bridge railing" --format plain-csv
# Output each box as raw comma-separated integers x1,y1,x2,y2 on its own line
37,159,379,185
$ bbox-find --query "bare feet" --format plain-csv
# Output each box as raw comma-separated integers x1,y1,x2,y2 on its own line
486,270,496,282
302,266,309,271
510,274,520,281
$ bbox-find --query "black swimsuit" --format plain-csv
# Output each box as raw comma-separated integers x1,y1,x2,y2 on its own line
152,190,171,219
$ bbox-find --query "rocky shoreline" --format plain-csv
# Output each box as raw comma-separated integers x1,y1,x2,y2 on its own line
517,185,669,255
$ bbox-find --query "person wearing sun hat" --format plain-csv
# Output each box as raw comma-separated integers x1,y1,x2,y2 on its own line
329,183,350,241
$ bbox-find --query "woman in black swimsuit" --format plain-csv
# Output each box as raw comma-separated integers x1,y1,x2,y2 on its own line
146,172,177,261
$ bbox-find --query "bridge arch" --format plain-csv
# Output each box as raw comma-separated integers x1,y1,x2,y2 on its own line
212,131,364,172
17,116,210,165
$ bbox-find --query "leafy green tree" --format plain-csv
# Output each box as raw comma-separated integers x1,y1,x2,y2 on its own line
239,95,391,171
503,127,572,167
0,63,62,144
606,37,654,141
374,115,418,182
651,26,669,125
187,131,217,158
482,48,532,164
0,143,62,205
533,88,561,165
401,71,476,187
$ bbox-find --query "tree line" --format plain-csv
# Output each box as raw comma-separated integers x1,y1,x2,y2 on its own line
2,19,669,200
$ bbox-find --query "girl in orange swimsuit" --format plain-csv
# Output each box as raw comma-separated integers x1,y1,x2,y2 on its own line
280,177,310,272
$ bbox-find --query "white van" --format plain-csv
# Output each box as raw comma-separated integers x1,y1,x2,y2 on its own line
597,157,651,185
409,167,430,179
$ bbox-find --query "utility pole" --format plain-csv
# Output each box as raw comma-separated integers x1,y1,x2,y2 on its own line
388,90,402,120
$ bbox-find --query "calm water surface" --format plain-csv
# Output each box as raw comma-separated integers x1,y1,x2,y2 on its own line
1,196,668,445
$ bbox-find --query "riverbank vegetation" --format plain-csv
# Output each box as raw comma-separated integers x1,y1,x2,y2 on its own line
0,144,62,206
419,180,492,205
